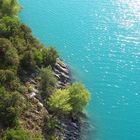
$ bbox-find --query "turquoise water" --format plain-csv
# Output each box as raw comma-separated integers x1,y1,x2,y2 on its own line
19,0,140,140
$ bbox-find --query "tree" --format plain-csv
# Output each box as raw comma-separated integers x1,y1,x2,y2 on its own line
32,48,43,66
0,38,12,67
20,51,36,72
2,128,44,140
0,87,23,127
0,0,21,17
43,47,58,67
0,38,19,69
40,67,57,99
0,16,20,38
47,89,72,116
4,47,19,67
0,38,12,58
67,83,90,115
47,83,90,117
0,69,16,85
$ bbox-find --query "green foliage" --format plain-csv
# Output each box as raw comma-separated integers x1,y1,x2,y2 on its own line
0,0,21,17
48,89,72,116
48,83,90,117
45,117,56,135
5,47,19,67
68,83,90,114
0,38,19,69
43,47,58,67
0,87,23,127
0,16,20,38
32,48,43,66
0,38,12,65
20,51,36,71
0,0,90,138
0,69,16,84
2,128,44,140
40,67,57,98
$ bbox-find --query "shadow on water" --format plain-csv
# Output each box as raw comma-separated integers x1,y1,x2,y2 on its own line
78,113,97,140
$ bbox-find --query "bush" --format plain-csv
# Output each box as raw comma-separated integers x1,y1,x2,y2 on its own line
0,17,20,38
48,89,72,116
0,87,24,127
2,128,44,140
42,47,58,67
32,48,43,66
0,0,21,17
40,67,57,99
0,38,19,68
0,69,16,86
4,47,19,67
20,51,36,72
0,38,12,65
68,83,90,115
47,82,90,117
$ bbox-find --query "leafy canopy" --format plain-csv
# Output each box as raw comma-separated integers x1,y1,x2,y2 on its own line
0,87,24,127
2,128,44,140
0,0,21,17
68,83,90,114
48,83,90,116
40,67,57,98
48,89,72,116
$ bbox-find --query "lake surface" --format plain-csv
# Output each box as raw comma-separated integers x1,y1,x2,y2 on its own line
19,0,140,140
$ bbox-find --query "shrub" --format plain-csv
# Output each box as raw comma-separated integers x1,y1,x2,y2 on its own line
4,47,19,67
0,38,12,64
0,38,19,68
2,128,44,140
0,0,21,17
68,83,90,115
32,48,43,66
47,82,90,117
0,17,20,38
40,67,57,98
48,89,72,116
42,47,58,67
0,87,24,127
20,51,36,72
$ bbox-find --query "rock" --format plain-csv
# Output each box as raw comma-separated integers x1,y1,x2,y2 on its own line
37,102,44,108
54,59,71,90
32,88,39,94
29,92,36,98
29,79,36,84
55,63,69,75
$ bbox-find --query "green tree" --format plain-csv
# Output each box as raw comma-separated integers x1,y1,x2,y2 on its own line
0,38,19,69
0,87,23,127
0,38,12,66
0,16,20,38
0,0,20,17
47,83,90,117
20,51,36,72
5,47,19,67
0,69,15,84
43,47,58,67
2,128,44,140
48,89,72,116
67,83,90,115
32,48,43,66
40,67,57,99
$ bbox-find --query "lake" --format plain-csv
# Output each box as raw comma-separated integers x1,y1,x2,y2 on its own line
19,0,140,140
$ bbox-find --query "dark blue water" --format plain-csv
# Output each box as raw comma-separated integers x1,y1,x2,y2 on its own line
19,0,140,140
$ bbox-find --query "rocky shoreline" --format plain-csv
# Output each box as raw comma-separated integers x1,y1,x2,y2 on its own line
54,58,81,140
54,58,71,89
21,58,81,140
